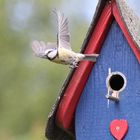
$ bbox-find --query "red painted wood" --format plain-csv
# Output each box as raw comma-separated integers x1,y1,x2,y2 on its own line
112,2,140,63
110,120,128,140
56,0,140,133
56,3,113,131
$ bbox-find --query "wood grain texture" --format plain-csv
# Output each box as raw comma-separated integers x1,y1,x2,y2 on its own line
75,21,140,140
55,3,113,130
113,2,140,63
116,0,140,51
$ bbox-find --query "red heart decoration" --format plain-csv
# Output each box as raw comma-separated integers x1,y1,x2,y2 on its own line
110,120,128,140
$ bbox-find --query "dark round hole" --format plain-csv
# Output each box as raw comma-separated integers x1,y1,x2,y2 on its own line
109,74,125,91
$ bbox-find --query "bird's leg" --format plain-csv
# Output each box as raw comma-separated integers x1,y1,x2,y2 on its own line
73,61,78,68
69,61,78,68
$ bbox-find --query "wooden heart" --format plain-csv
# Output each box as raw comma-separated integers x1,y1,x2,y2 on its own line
110,120,128,140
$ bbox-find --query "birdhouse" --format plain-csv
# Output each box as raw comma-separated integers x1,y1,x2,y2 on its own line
45,0,140,139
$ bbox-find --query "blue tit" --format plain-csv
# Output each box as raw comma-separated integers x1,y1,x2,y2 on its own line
31,10,99,68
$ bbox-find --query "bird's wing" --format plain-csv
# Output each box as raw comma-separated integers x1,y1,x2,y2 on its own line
53,10,71,50
31,40,57,56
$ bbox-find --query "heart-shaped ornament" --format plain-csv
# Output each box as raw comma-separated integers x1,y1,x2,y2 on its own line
110,120,128,140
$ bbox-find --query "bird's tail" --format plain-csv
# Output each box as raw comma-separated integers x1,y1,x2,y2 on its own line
82,54,99,62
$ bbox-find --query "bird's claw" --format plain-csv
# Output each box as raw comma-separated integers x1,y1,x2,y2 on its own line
69,61,78,69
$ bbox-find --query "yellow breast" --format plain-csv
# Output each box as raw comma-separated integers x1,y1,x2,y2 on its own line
52,48,77,65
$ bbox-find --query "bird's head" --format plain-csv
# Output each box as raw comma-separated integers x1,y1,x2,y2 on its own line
31,41,58,60
44,48,58,60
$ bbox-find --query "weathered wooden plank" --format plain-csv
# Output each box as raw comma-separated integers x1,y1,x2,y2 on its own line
75,21,140,140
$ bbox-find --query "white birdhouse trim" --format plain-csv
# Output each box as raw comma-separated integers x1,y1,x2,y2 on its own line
106,68,127,101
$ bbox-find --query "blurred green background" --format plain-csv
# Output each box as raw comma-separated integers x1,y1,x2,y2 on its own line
0,0,139,140
0,0,98,139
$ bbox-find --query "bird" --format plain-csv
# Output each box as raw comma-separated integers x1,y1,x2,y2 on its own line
31,9,99,68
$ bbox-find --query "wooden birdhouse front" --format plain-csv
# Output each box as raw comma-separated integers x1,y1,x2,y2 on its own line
46,0,140,140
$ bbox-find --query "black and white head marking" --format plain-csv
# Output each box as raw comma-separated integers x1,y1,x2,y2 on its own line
45,48,58,60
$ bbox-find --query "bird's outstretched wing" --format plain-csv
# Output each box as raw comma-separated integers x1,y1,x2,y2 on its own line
31,40,57,57
53,10,71,50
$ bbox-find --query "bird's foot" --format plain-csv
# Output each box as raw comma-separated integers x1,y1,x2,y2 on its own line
69,61,78,69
